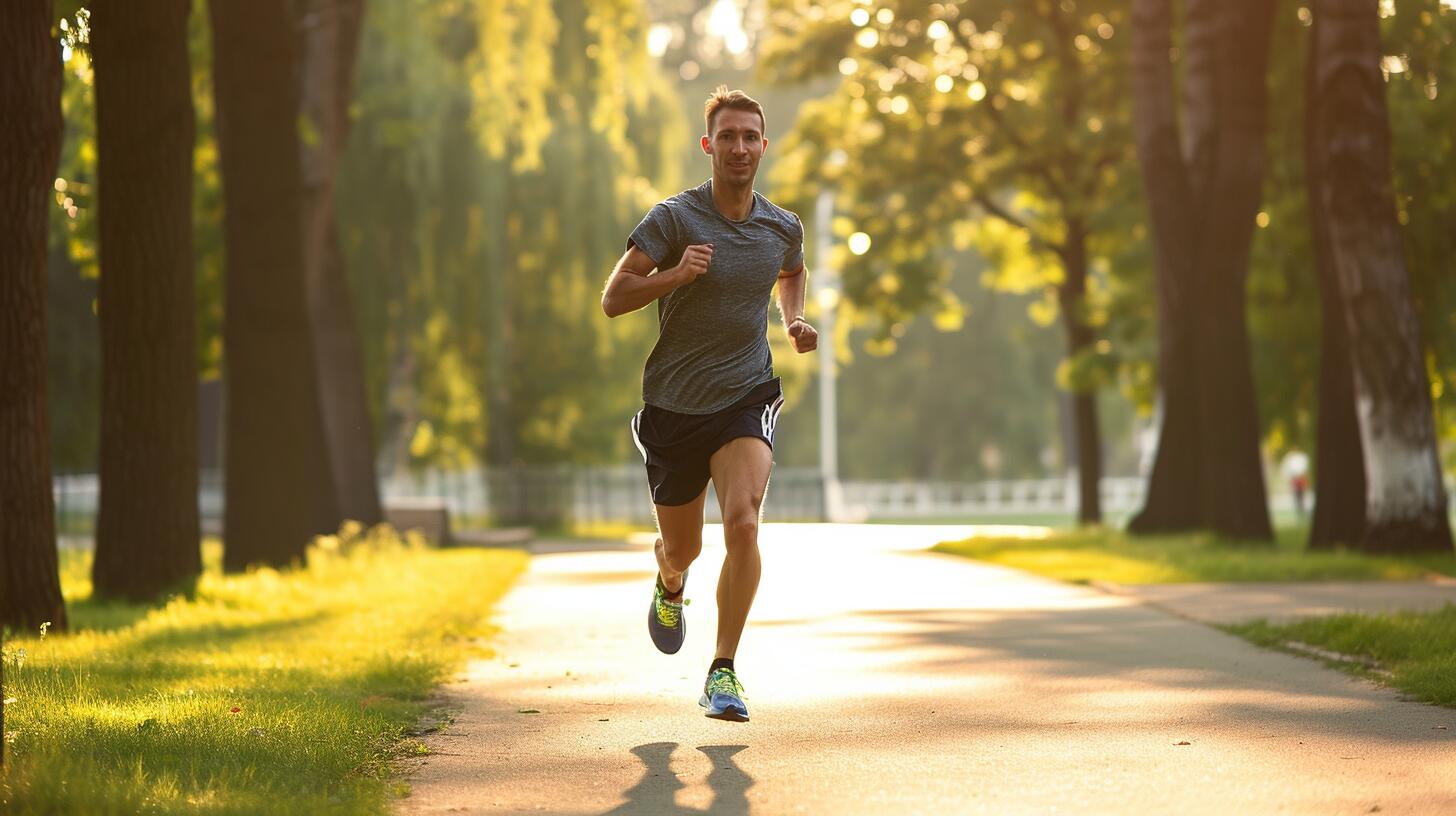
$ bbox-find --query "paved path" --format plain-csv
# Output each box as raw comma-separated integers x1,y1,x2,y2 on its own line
400,524,1456,815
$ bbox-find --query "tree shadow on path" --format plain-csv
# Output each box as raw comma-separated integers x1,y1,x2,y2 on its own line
602,742,751,815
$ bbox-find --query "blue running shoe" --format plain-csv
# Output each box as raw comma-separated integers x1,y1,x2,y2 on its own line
699,668,749,722
647,571,687,654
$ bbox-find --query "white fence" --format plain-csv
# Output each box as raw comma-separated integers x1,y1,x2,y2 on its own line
58,467,1444,533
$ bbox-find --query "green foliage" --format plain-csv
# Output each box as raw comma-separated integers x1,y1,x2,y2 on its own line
340,0,685,470
0,529,526,814
1228,605,1456,707
762,0,1139,358
934,525,1456,584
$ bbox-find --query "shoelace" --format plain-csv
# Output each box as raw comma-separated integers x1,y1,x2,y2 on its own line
655,587,683,628
706,669,744,698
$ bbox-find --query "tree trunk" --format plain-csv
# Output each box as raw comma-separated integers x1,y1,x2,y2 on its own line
1306,7,1366,550
1128,0,1274,540
0,0,69,635
297,0,382,527
90,0,202,600
1128,0,1204,534
1185,0,1275,541
1309,0,1453,554
211,0,337,569
1058,223,1102,525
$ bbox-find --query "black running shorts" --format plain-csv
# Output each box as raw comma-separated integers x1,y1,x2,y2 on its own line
630,378,784,507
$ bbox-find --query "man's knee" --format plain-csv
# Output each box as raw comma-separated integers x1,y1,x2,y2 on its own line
721,507,760,547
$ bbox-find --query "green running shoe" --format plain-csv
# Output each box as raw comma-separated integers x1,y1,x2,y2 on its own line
699,667,749,722
647,571,687,654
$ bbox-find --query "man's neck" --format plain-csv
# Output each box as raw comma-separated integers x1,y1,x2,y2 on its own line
710,175,754,221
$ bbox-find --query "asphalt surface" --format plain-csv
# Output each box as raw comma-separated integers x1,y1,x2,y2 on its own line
399,524,1456,815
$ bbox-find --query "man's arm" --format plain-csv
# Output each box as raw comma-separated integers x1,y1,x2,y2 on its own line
776,265,818,353
601,243,712,318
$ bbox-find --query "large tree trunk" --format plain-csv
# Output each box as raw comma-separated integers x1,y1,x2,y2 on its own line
0,0,69,635
1128,0,1205,534
297,0,382,527
1306,8,1366,550
1128,0,1275,540
1058,222,1102,525
1309,0,1453,554
90,0,202,600
211,0,337,569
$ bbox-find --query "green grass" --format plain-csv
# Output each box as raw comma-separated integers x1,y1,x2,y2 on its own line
933,525,1456,584
1226,606,1456,707
1,525,526,815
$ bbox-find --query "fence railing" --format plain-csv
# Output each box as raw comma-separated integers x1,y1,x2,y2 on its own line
56,466,1419,536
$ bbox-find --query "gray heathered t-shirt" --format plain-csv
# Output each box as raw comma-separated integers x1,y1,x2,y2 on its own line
628,179,805,415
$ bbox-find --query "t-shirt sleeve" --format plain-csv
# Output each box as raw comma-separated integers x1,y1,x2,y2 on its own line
783,213,805,271
627,203,678,267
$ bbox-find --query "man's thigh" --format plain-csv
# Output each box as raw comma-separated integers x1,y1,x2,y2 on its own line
655,485,709,551
708,437,773,518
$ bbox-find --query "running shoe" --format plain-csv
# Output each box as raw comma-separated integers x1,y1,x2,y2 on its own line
699,667,749,722
647,571,687,654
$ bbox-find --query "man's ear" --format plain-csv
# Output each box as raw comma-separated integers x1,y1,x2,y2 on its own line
701,134,712,155
761,136,769,155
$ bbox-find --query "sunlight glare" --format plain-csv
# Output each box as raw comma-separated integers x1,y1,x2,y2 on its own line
647,24,672,57
705,0,749,55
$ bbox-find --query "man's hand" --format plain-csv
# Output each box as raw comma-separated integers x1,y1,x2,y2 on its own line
671,243,712,285
786,316,818,353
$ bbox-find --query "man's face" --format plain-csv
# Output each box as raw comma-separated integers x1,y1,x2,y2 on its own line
702,108,766,186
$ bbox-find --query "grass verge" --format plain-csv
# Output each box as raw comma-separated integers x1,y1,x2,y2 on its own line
1,526,526,815
1225,606,1456,707
933,525,1456,584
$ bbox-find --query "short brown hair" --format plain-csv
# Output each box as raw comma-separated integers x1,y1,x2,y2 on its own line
704,85,765,135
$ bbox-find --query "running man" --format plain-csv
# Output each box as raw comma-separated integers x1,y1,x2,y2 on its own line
600,86,817,722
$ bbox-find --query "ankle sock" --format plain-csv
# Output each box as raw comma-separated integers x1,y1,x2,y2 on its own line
709,657,735,675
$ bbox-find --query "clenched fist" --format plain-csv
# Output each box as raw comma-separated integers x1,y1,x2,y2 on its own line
787,317,818,353
672,243,712,284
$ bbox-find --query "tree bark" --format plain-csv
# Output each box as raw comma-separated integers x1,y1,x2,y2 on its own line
1058,222,1102,525
1309,0,1453,554
211,0,337,569
0,0,69,635
90,0,202,600
297,0,382,527
1128,0,1204,534
1306,6,1366,550
1128,0,1275,540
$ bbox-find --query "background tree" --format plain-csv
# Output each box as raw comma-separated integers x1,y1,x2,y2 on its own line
89,0,203,599
1308,0,1453,554
211,0,337,569
1,0,70,634
297,0,382,526
1128,0,1275,540
762,0,1140,524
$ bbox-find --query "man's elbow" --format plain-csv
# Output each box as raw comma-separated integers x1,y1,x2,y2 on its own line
601,292,624,318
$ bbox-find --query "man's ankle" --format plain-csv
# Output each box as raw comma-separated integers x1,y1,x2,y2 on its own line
658,571,684,598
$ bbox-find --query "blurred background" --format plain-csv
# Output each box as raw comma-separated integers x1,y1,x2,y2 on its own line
22,0,1456,560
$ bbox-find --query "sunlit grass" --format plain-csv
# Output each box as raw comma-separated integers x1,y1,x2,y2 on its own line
934,525,1456,584
1,527,526,815
1227,606,1456,707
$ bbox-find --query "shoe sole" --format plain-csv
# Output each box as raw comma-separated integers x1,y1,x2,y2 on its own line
699,695,749,722
648,571,686,654
647,599,684,654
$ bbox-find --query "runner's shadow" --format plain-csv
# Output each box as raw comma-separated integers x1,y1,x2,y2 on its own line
601,742,751,815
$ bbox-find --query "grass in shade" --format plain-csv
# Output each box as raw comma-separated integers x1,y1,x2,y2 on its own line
1226,606,1456,707
1,526,526,815
933,525,1456,584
